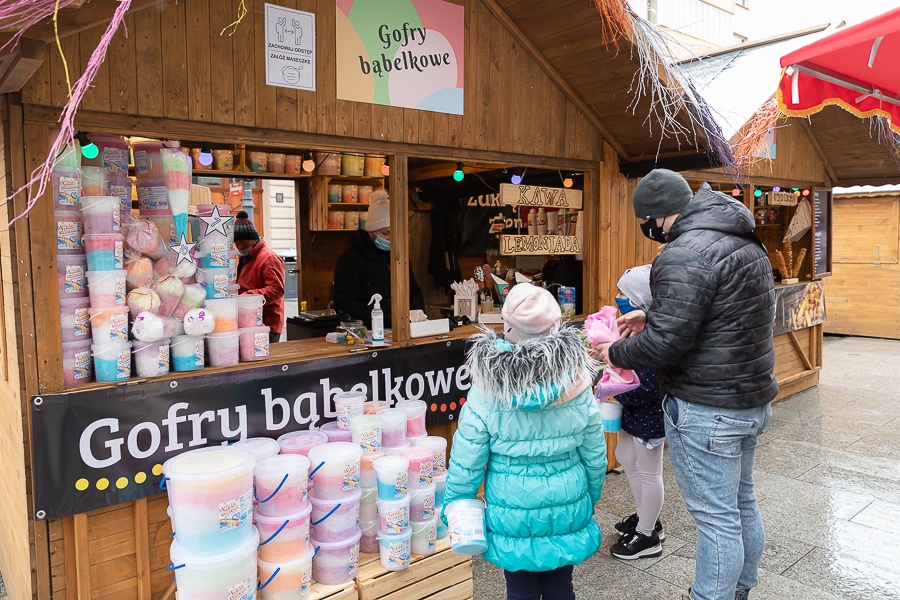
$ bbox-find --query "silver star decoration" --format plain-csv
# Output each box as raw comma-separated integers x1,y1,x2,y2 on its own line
171,234,197,266
199,212,234,237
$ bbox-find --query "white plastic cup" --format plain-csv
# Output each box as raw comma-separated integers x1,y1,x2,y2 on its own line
350,413,383,454
132,338,170,378
377,527,411,571
377,495,410,534
411,516,438,556
373,455,409,501
379,408,408,448
334,391,366,430
445,499,488,556
396,399,428,438
411,435,448,475
409,483,436,523
307,442,362,500
254,454,311,518
310,530,361,585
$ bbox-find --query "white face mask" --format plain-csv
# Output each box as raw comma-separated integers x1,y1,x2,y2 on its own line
236,247,251,257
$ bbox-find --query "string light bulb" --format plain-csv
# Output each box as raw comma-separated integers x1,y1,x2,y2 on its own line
563,173,573,188
802,189,810,196
731,187,742,197
511,167,525,185
772,186,781,192
75,132,98,160
302,151,315,173
198,141,213,167
453,162,465,182
381,157,390,177
753,189,762,198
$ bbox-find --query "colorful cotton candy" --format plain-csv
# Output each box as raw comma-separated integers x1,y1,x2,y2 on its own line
123,215,167,259
173,283,207,320
151,274,184,317
126,287,160,319
125,254,154,291
183,307,216,336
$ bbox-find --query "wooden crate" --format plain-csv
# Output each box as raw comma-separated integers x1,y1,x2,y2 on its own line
310,580,359,600
356,539,473,600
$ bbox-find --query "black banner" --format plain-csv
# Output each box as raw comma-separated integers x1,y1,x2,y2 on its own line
31,340,470,519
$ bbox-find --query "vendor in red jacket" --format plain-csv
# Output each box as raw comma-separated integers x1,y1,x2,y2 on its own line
234,211,285,343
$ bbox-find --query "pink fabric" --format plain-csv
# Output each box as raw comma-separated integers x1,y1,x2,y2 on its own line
583,307,641,401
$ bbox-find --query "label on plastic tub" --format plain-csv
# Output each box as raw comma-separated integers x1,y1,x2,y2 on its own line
349,544,360,575
433,449,446,474
112,205,121,231
57,176,80,206
109,313,128,341
448,508,486,548
209,242,229,267
418,460,434,486
428,524,437,551
103,147,129,174
384,507,408,533
342,462,360,491
213,273,229,298
74,350,91,380
110,184,128,206
256,306,263,325
57,220,81,250
73,308,90,337
254,332,269,357
422,493,436,519
394,471,408,497
114,241,124,268
219,489,252,532
137,185,168,211
301,564,312,596
116,350,130,379
65,265,85,293
133,150,149,175
194,340,204,367
227,575,255,600
359,428,380,453
158,344,170,374
386,539,410,567
115,277,126,305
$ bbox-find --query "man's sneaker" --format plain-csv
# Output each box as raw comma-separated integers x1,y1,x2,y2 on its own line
613,513,666,541
610,530,663,560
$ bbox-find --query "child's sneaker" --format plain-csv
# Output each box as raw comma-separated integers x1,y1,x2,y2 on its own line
614,513,666,541
610,530,663,560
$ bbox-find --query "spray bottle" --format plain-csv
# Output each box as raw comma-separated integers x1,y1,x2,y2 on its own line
368,293,384,344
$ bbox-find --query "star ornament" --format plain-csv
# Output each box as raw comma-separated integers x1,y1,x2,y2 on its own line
199,212,234,237
171,234,197,266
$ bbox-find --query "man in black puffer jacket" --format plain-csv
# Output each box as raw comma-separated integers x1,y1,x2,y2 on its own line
597,169,776,600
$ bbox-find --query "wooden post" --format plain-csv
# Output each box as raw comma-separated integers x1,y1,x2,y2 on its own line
389,154,410,343
582,168,599,311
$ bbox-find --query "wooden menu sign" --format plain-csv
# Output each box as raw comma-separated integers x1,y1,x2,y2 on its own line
499,183,583,209
500,234,581,255
812,189,832,278
768,191,799,206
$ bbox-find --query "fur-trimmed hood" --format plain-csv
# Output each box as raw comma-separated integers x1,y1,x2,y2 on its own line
466,325,598,410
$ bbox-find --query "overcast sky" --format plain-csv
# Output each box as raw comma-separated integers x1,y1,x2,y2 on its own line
744,0,897,39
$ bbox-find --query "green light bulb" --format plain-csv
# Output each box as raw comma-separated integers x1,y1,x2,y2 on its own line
81,142,99,160
754,189,762,198
453,162,464,182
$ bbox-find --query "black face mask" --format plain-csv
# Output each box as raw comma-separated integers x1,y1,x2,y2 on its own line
640,218,667,242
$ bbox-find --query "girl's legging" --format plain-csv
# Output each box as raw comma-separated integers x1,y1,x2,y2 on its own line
504,565,575,600
615,430,665,535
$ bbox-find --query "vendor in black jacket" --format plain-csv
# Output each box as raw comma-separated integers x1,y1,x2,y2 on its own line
333,190,425,328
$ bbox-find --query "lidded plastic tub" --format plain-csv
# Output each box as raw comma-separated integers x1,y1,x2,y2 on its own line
196,266,230,300
402,446,434,489
334,391,366,430
359,486,378,521
320,421,352,443
310,530,361,585
59,297,92,343
411,435,448,475
433,471,447,507
205,331,240,367
364,155,386,178
257,548,314,600
360,450,383,488
314,152,340,176
411,516,438,556
377,527,411,571
397,399,428,438
378,408,408,448
239,326,270,361
599,401,623,433
359,518,379,554
309,488,362,542
409,483,436,523
81,166,109,196
204,297,238,332
364,401,391,415
136,178,169,211
80,196,121,234
91,342,131,382
83,233,124,271
108,175,133,213
171,334,205,372
62,340,93,386
54,211,84,255
373,455,409,501
57,255,88,299
254,454,311,518
445,499,487,556
168,527,259,599
132,140,166,178
350,414,382,454
86,269,127,307
237,293,265,328
255,503,312,562
278,430,328,457
340,153,364,177
81,134,129,174
197,233,231,268
233,437,281,462
132,338,170,378
307,442,362,500
52,167,82,211
163,446,256,554
88,306,129,344
377,495,410,534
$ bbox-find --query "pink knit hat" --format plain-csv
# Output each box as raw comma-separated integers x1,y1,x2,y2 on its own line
501,284,562,343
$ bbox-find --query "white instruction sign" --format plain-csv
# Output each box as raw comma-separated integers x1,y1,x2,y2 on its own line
264,3,316,91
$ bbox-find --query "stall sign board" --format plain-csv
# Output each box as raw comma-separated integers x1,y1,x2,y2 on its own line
768,191,798,207
229,181,244,197
264,3,316,91
336,0,464,115
813,189,832,278
31,340,470,519
773,281,826,336
499,184,583,210
500,234,581,256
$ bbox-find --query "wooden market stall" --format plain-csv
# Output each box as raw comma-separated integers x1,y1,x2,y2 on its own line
0,1,728,599
677,28,900,400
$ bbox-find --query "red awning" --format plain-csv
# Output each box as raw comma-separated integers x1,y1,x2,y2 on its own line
778,7,900,133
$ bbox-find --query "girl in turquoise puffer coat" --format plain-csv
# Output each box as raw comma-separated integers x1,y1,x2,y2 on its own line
444,284,607,600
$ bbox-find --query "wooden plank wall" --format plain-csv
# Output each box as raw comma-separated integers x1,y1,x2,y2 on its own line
20,0,603,164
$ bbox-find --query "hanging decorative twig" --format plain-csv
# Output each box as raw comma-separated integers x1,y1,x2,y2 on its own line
220,0,248,36
0,0,81,53
732,98,781,173
2,0,133,222
592,0,631,52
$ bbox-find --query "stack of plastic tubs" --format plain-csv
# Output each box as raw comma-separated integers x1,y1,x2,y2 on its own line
348,410,384,555
411,436,449,542
372,453,412,571
163,446,259,600
307,441,363,585
55,145,93,387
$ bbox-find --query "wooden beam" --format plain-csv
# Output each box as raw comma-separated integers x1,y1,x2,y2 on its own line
134,498,152,600
787,330,815,372
795,118,839,186
389,154,410,344
680,169,825,188
0,0,169,44
833,176,900,187
0,38,45,94
73,512,91,598
480,0,631,161
581,168,599,310
23,104,601,170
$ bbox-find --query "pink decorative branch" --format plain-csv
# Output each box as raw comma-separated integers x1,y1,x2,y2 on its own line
3,0,133,222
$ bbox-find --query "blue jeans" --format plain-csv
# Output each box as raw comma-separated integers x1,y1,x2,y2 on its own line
663,396,771,600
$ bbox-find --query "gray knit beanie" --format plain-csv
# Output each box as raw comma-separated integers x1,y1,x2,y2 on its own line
632,169,693,219
617,265,652,312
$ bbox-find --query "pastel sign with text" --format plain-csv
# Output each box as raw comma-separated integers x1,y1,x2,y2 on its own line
335,0,464,114
499,183,583,209
500,235,582,256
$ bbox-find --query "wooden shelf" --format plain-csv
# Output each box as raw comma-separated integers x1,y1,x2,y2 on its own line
310,176,388,231
129,166,314,179
321,175,386,186
328,203,370,210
